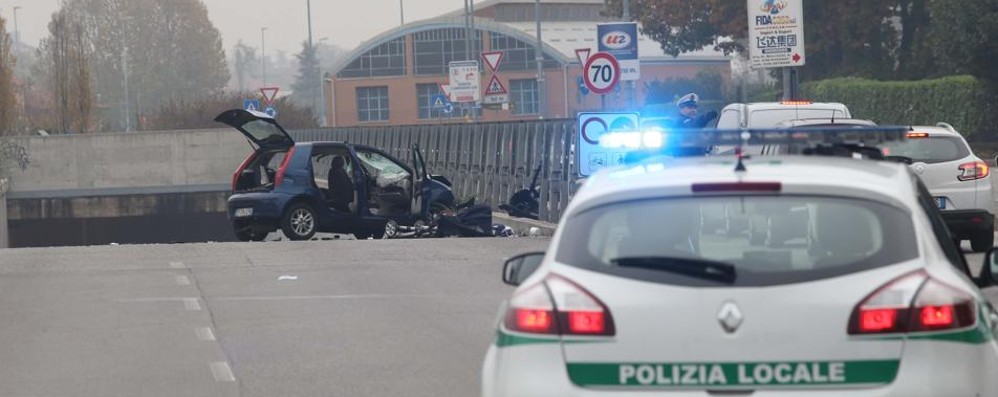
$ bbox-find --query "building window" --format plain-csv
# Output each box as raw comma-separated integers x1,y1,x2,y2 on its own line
357,86,390,122
489,33,560,71
416,83,461,120
413,28,482,76
510,79,538,115
338,37,406,78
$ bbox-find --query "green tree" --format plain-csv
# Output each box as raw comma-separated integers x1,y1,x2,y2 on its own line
0,16,17,135
33,12,96,134
927,0,998,81
231,41,258,92
606,1,899,80
41,0,229,132
291,41,322,116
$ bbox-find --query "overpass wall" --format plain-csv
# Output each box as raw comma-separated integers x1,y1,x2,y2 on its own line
9,129,251,192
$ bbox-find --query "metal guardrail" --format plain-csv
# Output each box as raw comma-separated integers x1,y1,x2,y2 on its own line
291,120,579,223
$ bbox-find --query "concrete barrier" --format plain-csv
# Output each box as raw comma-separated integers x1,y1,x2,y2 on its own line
9,129,250,192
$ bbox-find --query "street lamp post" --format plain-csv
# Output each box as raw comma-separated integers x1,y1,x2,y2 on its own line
261,27,268,87
307,0,317,113
12,6,20,47
535,0,545,119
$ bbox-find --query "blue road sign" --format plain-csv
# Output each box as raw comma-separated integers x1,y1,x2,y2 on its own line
442,103,454,114
577,76,590,96
264,107,278,118
430,94,451,110
243,99,261,112
598,22,640,81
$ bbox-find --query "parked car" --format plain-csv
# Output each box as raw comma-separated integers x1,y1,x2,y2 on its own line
881,123,994,252
215,109,455,241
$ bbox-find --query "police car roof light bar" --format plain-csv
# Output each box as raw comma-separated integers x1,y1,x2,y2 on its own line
674,126,910,149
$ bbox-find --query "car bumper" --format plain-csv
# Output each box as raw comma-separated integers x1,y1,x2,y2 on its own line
940,209,994,238
482,337,998,397
227,194,283,231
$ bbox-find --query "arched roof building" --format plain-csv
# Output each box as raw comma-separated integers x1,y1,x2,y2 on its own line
324,0,732,126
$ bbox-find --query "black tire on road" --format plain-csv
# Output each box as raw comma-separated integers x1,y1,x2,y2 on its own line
971,232,994,253
281,203,318,241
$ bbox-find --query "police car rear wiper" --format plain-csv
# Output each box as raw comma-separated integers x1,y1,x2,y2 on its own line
611,257,737,284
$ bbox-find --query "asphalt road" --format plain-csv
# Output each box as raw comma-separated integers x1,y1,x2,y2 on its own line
0,236,995,397
0,238,549,397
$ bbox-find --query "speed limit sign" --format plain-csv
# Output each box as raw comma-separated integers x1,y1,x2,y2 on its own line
583,52,621,95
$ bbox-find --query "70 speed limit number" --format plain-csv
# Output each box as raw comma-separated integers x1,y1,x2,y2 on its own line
583,52,621,95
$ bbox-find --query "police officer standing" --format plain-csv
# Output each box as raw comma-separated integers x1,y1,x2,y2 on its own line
674,93,718,129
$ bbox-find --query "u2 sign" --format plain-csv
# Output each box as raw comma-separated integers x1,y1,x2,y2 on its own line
583,52,621,95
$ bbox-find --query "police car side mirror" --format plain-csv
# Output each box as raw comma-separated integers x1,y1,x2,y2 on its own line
980,248,998,287
502,252,545,286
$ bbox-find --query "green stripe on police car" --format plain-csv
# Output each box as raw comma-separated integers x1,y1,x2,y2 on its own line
567,360,899,387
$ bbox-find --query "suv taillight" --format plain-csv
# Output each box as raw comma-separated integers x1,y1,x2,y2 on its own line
504,275,615,336
273,147,296,187
958,161,989,181
848,271,976,335
232,151,258,191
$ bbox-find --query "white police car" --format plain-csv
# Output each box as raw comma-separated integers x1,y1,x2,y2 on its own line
483,128,998,396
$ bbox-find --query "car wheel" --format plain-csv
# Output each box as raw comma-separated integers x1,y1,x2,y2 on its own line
971,232,994,253
281,203,317,241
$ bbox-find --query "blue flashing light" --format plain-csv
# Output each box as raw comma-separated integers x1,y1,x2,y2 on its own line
600,130,667,150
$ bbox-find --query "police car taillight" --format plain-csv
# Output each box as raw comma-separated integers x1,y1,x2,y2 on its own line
848,271,976,335
908,278,976,331
504,275,615,336
505,283,557,334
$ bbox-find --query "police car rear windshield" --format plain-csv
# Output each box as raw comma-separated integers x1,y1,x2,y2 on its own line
556,196,917,287
880,136,971,164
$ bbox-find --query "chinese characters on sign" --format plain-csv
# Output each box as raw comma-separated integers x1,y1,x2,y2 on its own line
748,0,806,69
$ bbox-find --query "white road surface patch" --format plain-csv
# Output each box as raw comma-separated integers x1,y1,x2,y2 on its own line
277,275,298,281
175,275,192,286
169,261,185,269
183,298,202,311
209,361,236,382
195,327,216,341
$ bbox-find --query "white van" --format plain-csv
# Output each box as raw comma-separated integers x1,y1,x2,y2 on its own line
715,101,852,129
713,101,852,156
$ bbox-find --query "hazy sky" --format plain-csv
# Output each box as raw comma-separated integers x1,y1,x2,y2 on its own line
2,0,469,55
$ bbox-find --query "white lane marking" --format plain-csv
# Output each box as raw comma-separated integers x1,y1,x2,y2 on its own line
196,327,216,341
117,297,198,303
175,275,192,286
169,261,185,269
209,361,236,382
213,294,443,301
183,298,202,311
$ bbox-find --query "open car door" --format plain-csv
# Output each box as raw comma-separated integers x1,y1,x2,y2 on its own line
214,109,294,151
411,144,429,217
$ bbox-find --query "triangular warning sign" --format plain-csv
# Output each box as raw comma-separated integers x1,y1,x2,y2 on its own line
439,84,453,100
260,87,280,105
575,48,591,65
246,103,258,112
485,76,507,95
481,51,504,72
433,97,445,108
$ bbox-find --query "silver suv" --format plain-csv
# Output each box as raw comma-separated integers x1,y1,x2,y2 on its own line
881,123,994,251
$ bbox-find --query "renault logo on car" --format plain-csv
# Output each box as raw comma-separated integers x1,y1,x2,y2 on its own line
718,302,744,333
